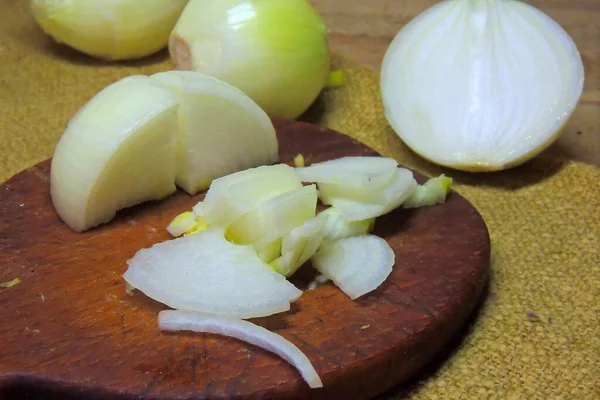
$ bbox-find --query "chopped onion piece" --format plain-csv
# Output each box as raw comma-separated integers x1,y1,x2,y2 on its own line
293,153,305,168
166,211,197,237
271,213,327,277
253,238,282,264
226,185,318,246
296,156,398,189
198,164,302,227
321,169,418,221
307,274,329,291
158,310,323,388
403,175,453,208
312,235,395,299
320,207,375,240
123,228,302,319
318,167,415,204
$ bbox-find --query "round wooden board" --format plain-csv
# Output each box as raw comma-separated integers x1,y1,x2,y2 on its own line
0,120,490,400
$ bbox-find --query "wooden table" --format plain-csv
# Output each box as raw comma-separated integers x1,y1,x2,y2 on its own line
309,0,600,167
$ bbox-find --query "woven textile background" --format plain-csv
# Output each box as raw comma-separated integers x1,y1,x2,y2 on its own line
1,1,598,399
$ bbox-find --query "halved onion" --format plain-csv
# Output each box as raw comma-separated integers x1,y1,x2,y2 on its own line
295,156,398,189
198,164,302,227
311,235,395,299
158,310,323,388
321,169,417,221
123,227,302,319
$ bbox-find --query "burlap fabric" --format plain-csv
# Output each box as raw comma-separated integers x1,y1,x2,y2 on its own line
1,1,598,399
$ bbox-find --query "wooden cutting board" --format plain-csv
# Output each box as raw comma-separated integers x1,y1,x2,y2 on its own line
0,120,490,400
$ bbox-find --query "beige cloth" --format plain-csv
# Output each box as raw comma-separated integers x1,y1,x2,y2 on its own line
1,1,598,398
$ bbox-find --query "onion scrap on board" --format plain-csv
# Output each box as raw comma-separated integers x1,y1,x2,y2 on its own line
124,157,453,388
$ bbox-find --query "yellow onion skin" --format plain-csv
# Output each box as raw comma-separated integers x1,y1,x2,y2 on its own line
169,0,331,119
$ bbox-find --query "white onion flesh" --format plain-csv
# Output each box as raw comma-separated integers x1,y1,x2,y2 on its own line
198,164,303,227
150,71,279,194
380,0,585,171
312,235,395,299
254,238,283,264
321,169,418,221
296,156,398,189
158,310,323,388
227,185,318,246
50,76,179,232
123,228,302,319
166,211,197,237
271,213,328,277
318,167,415,204
51,70,281,232
403,174,453,209
320,207,375,241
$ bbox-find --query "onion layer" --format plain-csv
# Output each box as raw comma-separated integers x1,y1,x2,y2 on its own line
159,310,323,388
312,235,395,299
123,228,301,319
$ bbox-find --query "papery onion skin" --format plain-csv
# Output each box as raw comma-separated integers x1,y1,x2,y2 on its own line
169,0,330,119
380,0,585,172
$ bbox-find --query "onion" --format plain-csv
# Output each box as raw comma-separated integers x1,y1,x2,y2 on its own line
312,235,395,299
51,70,281,232
158,310,323,388
149,71,279,194
31,0,187,60
380,0,585,171
169,0,331,119
226,184,318,247
403,175,453,209
166,211,197,237
270,213,328,277
123,228,302,319
296,156,399,189
320,207,375,241
254,239,283,264
50,76,179,232
319,169,417,221
197,164,303,227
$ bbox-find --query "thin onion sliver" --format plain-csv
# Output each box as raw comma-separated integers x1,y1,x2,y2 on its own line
158,310,323,389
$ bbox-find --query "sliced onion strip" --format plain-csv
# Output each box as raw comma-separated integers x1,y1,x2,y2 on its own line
158,310,323,389
312,235,395,299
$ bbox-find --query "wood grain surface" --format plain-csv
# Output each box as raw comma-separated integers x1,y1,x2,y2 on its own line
0,121,490,400
308,0,600,167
